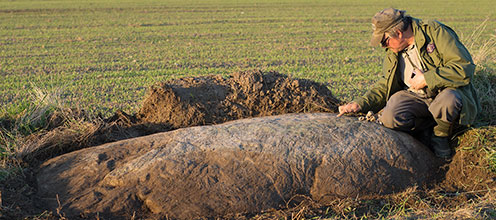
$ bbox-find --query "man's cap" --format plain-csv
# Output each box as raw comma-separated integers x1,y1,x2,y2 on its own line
370,8,406,46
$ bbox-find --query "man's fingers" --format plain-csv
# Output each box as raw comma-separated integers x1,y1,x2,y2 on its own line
338,103,360,117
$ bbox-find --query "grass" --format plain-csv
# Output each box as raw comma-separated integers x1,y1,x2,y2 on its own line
0,85,60,182
0,0,495,219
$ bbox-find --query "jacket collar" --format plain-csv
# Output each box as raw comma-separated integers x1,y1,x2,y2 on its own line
411,18,427,49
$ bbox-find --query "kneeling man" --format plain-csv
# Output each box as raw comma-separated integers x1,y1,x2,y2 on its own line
338,8,480,159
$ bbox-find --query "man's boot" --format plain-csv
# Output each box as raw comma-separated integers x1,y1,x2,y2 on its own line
430,135,452,159
431,119,453,159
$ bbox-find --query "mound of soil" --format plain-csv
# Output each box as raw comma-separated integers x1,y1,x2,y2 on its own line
36,113,440,219
138,70,339,128
443,127,496,191
17,70,339,164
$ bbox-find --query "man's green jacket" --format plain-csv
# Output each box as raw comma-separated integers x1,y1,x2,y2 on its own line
355,18,481,125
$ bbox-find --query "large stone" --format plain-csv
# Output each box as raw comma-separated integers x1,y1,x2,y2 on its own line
36,113,438,219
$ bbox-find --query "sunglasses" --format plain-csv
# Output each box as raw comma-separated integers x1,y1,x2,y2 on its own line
381,35,390,47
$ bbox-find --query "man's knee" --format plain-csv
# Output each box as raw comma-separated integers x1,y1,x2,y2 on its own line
380,110,413,130
429,88,462,123
379,91,416,131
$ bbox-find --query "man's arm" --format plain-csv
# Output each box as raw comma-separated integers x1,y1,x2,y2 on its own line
354,76,388,113
338,76,388,116
423,21,475,91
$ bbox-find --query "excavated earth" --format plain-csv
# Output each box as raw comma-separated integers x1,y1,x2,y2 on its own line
2,70,494,219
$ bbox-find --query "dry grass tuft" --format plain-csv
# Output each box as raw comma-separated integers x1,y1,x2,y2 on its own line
409,189,496,219
473,67,496,126
462,18,496,126
1,84,95,170
463,18,496,66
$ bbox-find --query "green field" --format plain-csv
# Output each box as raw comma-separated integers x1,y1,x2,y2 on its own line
1,0,495,117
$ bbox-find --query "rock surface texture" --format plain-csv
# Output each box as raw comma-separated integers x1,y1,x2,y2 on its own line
36,113,438,219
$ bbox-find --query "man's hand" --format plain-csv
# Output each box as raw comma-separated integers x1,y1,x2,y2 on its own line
408,69,427,90
338,102,361,117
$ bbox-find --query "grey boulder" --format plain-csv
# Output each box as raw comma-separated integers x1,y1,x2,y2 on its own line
36,113,438,219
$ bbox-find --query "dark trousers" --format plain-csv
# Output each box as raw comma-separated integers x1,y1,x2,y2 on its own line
378,88,463,137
